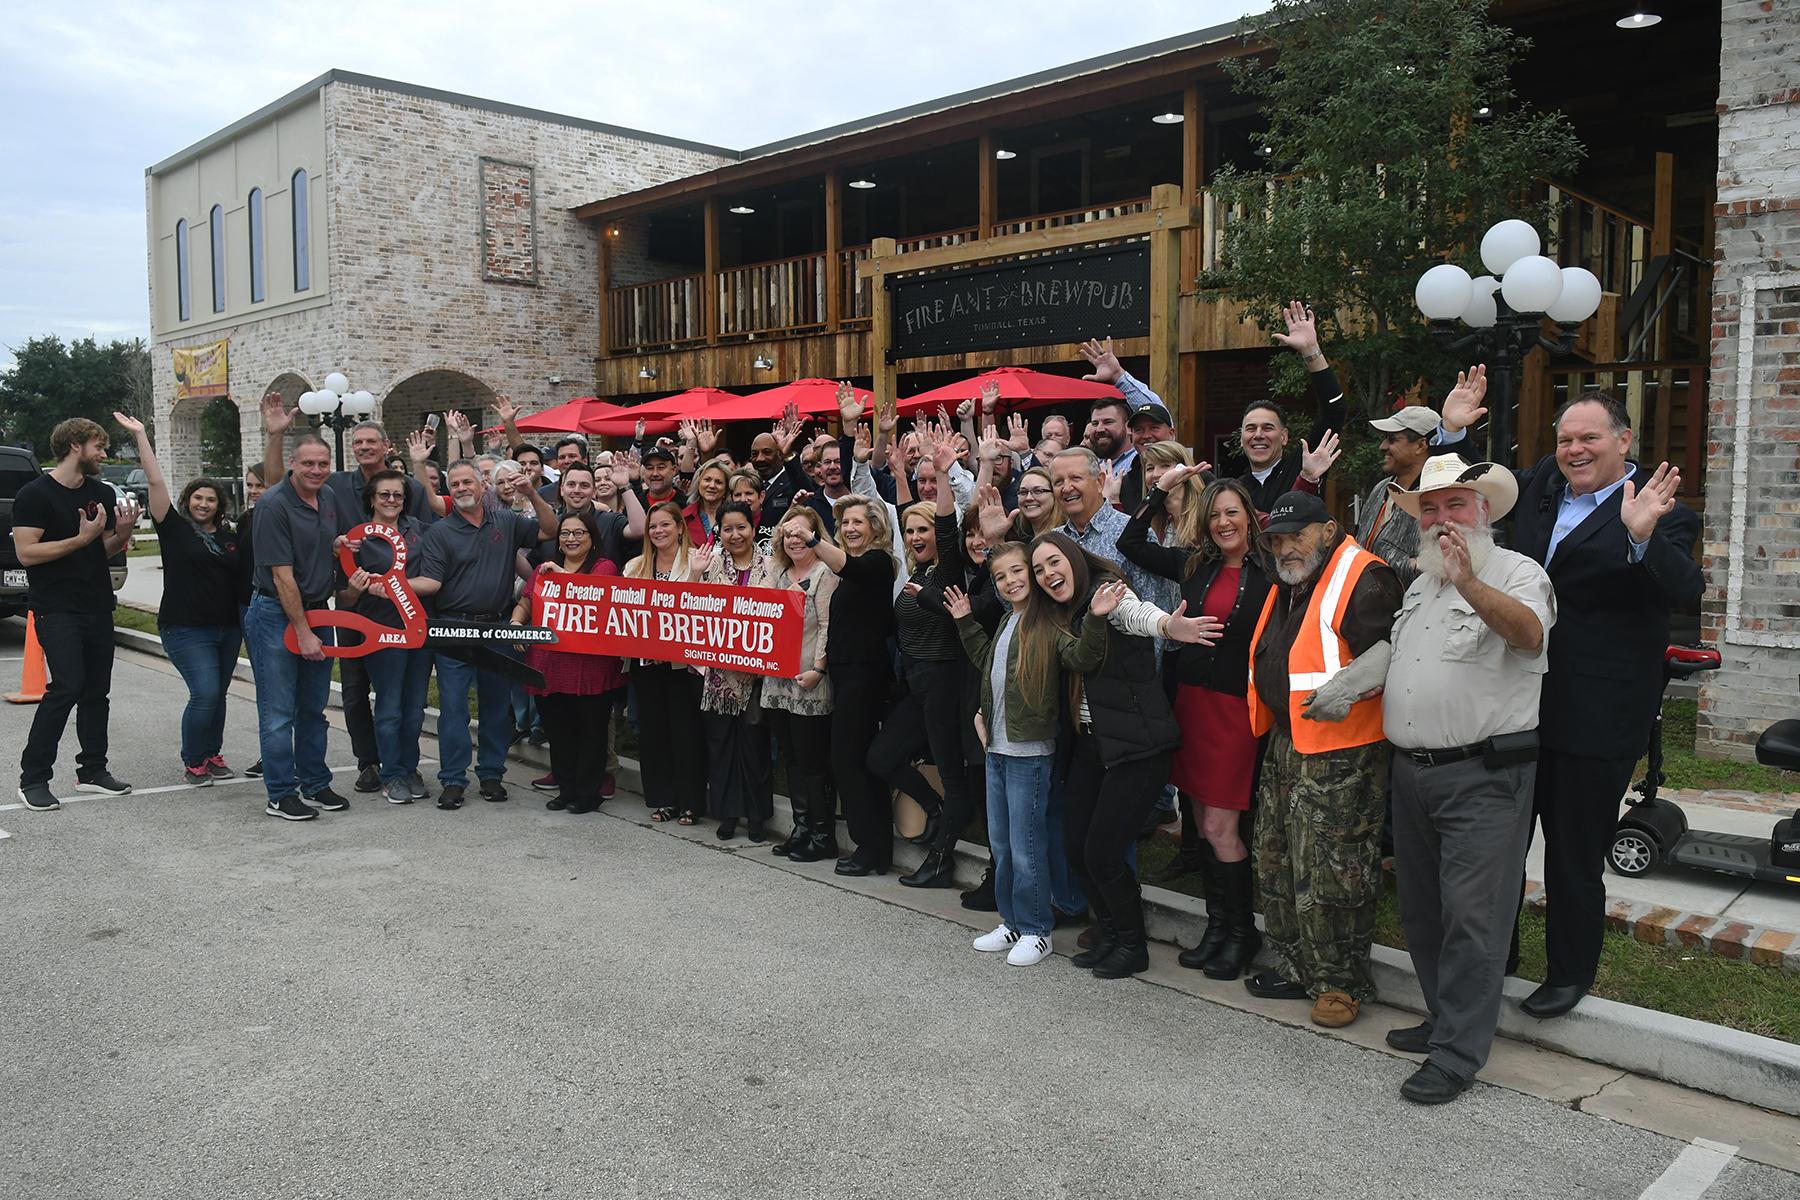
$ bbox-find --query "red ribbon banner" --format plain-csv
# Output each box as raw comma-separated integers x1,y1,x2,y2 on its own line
531,576,804,678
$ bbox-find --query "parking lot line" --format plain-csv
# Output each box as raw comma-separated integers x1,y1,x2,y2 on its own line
1637,1138,1739,1199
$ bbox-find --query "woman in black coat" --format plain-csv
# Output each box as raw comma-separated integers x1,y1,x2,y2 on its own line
1119,473,1273,979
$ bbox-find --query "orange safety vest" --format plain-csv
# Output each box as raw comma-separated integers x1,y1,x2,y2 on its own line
1246,536,1388,754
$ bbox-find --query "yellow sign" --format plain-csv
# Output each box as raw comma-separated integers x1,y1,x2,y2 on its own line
172,338,229,401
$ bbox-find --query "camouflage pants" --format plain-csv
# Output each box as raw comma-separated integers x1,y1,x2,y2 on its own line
1253,731,1389,1001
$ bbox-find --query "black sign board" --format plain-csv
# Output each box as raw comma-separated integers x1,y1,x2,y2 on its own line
885,243,1150,361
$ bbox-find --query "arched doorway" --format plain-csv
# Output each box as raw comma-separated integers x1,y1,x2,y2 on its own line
253,372,313,478
164,394,213,488
381,369,498,464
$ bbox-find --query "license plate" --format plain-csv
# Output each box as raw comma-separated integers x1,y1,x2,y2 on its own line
3,570,25,588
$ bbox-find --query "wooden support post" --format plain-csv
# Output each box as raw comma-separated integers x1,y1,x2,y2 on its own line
977,132,997,240
1178,353,1200,453
703,197,720,346
1180,85,1204,288
869,237,898,418
1651,152,1676,359
597,225,612,360
1148,183,1183,416
825,170,843,332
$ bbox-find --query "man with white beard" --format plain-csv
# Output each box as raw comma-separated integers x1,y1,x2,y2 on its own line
1380,455,1556,1105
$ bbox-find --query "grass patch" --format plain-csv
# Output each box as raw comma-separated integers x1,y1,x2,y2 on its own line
113,605,159,634
126,543,160,558
1138,836,1800,1043
1647,699,1793,794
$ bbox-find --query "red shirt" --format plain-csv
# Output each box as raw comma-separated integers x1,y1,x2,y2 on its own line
524,560,626,696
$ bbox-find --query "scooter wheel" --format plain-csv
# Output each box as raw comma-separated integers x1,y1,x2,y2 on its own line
1609,829,1658,878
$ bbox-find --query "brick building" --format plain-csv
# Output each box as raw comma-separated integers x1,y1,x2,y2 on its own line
1697,1,1800,758
145,71,733,484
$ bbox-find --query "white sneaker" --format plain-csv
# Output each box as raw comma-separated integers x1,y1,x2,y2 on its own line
1006,934,1053,967
973,924,1019,953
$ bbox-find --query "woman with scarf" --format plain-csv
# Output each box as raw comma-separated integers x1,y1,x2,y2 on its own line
692,501,775,840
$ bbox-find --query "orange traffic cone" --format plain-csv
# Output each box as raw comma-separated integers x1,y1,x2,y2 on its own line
6,612,47,704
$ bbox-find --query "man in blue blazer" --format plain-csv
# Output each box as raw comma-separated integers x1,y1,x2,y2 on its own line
1436,366,1702,1018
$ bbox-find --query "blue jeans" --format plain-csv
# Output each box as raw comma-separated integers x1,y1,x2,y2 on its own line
433,651,512,787
365,645,433,784
987,751,1055,937
242,594,333,803
160,623,242,767
1046,741,1088,914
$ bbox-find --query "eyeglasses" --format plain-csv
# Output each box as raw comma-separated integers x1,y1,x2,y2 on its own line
373,491,406,501
558,531,589,541
1016,487,1052,498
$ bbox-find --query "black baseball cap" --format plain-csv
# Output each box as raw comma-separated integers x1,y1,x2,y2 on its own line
1130,402,1175,428
641,442,677,464
1263,491,1332,535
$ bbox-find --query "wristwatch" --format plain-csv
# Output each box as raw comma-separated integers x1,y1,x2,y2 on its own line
806,531,822,547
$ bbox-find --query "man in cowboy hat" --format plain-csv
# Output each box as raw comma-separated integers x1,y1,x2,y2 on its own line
1245,491,1403,1029
1381,454,1557,1105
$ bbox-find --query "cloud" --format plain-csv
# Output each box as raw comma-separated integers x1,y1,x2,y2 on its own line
0,0,1263,369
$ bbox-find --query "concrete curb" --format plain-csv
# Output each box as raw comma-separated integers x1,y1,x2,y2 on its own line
1524,880,1800,974
108,626,1800,1118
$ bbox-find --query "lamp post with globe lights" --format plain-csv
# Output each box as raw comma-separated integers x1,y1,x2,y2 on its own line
1414,219,1602,467
296,372,378,465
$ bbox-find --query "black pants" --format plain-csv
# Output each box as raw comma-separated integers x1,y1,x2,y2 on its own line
1530,749,1638,988
632,662,705,813
868,657,977,850
1065,732,1170,940
338,653,379,770
830,661,891,865
538,690,615,807
769,709,834,832
20,610,115,788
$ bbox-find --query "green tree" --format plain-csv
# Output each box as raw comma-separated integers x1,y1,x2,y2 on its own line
199,395,243,476
1200,0,1581,488
0,334,152,459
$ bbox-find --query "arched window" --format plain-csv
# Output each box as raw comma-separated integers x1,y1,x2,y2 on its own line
291,168,311,292
209,204,225,312
247,188,266,303
174,219,191,321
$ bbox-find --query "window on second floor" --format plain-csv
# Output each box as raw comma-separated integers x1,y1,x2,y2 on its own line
209,204,225,312
292,168,311,292
247,187,266,303
175,218,191,321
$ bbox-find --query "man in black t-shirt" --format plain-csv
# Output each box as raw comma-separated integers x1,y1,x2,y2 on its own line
13,417,140,810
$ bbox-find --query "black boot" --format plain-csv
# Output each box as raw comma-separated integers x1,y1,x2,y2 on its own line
907,809,942,847
1177,845,1227,969
1202,856,1262,981
789,827,839,863
1091,928,1149,979
960,861,998,911
899,845,957,888
773,816,810,857
1069,915,1117,969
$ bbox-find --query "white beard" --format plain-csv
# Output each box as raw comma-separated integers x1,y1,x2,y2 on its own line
1417,519,1496,581
1275,541,1330,587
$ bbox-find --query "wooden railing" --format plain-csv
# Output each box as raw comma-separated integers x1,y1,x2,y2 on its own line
988,197,1151,238
1543,361,1706,492
716,252,829,340
839,227,981,327
607,274,705,351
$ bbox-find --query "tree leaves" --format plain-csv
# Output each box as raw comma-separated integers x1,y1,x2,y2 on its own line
0,335,152,460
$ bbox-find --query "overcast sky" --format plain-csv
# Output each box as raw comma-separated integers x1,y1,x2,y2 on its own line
0,0,1265,370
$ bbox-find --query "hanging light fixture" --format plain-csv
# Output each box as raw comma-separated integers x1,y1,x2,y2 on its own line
728,205,755,215
1151,111,1184,125
848,177,876,190
1616,9,1662,29
994,148,1016,160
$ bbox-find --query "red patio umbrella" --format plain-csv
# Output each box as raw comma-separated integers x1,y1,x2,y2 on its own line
698,378,873,425
581,388,739,437
512,396,630,434
896,366,1122,416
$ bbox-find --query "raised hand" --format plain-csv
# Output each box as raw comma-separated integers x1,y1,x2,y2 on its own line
694,418,720,455
635,417,647,442
1089,579,1129,616
446,410,471,436
955,396,977,423
1163,601,1223,646
112,410,146,436
853,422,873,463
617,447,642,482
1270,300,1321,360
691,543,717,578
979,380,1001,416
1299,429,1342,483
976,484,1018,543
877,399,898,436
407,429,433,464
262,390,296,435
1621,461,1681,543
836,381,861,429
1155,463,1203,492
1436,523,1475,588
1442,365,1489,434
1099,460,1119,506
609,454,633,490
932,430,959,476
1006,412,1030,454
942,585,972,620
1078,336,1122,384
772,404,803,456
493,394,518,425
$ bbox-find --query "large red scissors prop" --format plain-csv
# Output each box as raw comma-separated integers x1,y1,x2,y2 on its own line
282,523,427,656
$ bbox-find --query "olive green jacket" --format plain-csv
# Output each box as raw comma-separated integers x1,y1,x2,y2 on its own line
954,609,1107,744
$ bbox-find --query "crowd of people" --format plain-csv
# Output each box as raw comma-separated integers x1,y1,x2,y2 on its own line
9,303,1702,1107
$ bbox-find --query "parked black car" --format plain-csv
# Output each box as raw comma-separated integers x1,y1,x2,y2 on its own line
2,446,129,620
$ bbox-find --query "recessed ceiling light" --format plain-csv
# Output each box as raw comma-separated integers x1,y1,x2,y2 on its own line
1477,106,1492,116
1616,10,1662,28
994,148,1016,160
848,178,876,189
1151,112,1184,125
728,205,754,214
1255,144,1273,156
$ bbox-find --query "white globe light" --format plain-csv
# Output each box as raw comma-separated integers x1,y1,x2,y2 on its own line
323,372,350,395
1545,266,1603,323
1414,263,1474,320
348,390,376,416
1500,254,1565,313
297,390,325,416
1479,219,1541,275
1461,276,1501,328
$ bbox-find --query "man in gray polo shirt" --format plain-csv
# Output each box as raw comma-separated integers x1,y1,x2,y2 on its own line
1382,454,1556,1105
245,434,351,822
411,459,556,809
1358,405,1436,592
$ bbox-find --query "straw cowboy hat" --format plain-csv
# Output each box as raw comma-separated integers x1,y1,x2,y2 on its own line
1387,453,1518,521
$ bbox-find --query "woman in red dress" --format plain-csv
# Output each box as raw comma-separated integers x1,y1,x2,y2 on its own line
509,509,625,815
1119,473,1271,979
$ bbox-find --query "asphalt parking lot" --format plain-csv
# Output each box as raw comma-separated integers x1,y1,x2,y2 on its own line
2,624,1795,1200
